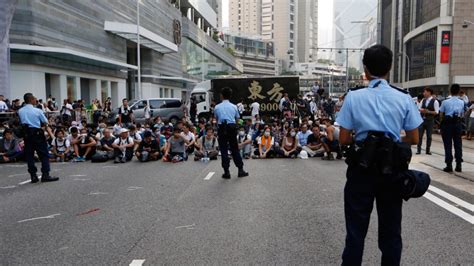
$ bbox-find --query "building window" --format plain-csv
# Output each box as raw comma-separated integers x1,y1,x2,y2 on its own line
290,24,294,30
160,88,164,98
289,32,294,39
170,89,174,98
406,28,437,80
289,42,294,48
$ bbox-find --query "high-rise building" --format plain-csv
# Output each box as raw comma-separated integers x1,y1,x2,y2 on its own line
297,0,318,63
380,0,474,97
261,0,298,71
229,0,262,36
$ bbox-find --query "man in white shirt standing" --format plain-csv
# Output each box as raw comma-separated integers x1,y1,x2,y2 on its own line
250,101,260,122
417,87,439,155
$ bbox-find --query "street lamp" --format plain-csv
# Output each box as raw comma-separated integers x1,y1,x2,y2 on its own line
398,52,410,83
136,0,142,99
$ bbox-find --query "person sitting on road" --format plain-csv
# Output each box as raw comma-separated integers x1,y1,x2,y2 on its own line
74,128,97,161
94,123,107,143
96,128,116,160
182,124,196,156
296,124,312,149
302,125,324,157
163,127,189,163
152,116,165,132
51,129,71,162
0,128,24,163
112,128,134,163
321,119,342,160
253,126,275,159
128,125,142,150
135,131,161,162
153,128,167,154
161,125,172,140
196,120,207,138
113,118,123,137
67,126,80,156
194,126,219,161
237,126,252,159
277,128,300,158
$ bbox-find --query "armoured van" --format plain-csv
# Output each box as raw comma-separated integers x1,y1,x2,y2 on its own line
190,77,300,121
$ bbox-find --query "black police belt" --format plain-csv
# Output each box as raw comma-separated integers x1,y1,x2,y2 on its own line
443,115,462,124
345,131,412,176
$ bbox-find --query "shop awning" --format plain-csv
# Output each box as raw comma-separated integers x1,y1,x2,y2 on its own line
104,21,178,54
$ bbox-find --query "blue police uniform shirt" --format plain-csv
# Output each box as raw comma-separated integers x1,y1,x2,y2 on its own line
439,96,464,117
18,104,48,128
336,79,422,142
214,100,239,125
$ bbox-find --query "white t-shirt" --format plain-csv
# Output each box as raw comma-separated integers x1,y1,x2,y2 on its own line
62,103,73,116
250,102,260,116
469,105,474,118
113,137,134,146
182,132,195,143
237,102,245,114
0,100,8,112
130,132,142,142
52,138,70,152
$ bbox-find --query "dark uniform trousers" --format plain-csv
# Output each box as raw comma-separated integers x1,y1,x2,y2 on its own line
24,128,50,176
417,118,434,152
441,120,463,164
342,165,402,266
217,123,243,171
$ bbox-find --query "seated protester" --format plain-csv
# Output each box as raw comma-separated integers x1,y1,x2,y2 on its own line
152,116,165,131
277,128,300,158
321,119,342,160
128,125,142,150
161,125,172,140
272,122,283,147
0,128,23,163
73,128,97,161
196,120,207,138
251,122,263,147
163,127,189,163
135,131,161,162
182,124,196,155
112,128,134,163
153,128,167,153
253,126,275,159
296,124,312,148
94,123,107,143
113,118,123,137
237,126,252,159
67,126,81,157
51,129,71,162
194,126,219,161
95,128,116,160
302,125,325,157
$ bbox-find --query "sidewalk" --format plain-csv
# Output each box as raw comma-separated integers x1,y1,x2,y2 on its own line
415,133,474,182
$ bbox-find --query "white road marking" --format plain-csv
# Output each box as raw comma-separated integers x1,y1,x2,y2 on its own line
428,186,474,212
18,180,31,185
5,165,25,168
130,260,145,266
17,213,61,223
89,192,109,195
70,174,87,177
424,192,473,224
175,223,195,229
74,178,91,181
103,165,118,168
8,173,27,178
0,185,16,189
204,172,215,180
127,186,144,191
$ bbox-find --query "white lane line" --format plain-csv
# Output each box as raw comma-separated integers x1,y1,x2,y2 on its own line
127,186,144,191
73,178,91,181
70,174,87,177
89,192,109,195
103,165,118,168
18,179,31,185
17,213,61,223
428,186,474,212
424,192,473,224
130,259,145,266
8,173,27,178
204,172,215,180
0,185,16,189
175,223,195,229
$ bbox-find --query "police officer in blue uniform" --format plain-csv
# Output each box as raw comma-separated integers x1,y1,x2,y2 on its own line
439,84,465,173
214,87,248,179
18,93,59,183
336,45,422,265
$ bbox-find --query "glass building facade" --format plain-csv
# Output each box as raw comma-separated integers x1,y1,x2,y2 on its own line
406,28,437,80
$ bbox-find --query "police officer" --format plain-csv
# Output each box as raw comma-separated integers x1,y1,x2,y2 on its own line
214,87,248,179
439,84,465,173
18,93,59,183
336,45,422,265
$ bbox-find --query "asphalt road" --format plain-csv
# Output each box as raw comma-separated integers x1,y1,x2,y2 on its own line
0,156,473,265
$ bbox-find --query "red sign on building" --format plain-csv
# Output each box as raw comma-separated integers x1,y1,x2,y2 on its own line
440,31,451,64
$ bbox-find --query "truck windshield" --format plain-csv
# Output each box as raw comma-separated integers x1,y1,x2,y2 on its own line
193,93,206,104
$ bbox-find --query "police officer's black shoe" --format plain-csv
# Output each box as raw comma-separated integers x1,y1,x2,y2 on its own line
238,169,248,178
41,175,59,182
455,163,462,172
426,151,432,155
415,151,421,155
443,164,453,173
31,175,39,184
222,172,231,179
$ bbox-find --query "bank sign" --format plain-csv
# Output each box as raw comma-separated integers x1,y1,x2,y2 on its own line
440,31,450,64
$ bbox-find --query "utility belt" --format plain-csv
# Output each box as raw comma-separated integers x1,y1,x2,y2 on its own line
21,124,45,138
442,116,462,124
345,131,411,176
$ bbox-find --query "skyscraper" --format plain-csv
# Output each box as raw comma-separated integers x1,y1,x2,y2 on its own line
229,0,262,36
297,0,318,63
